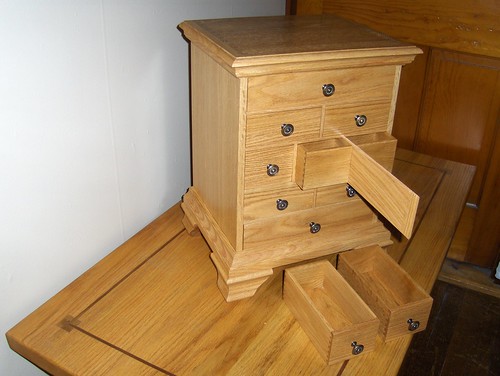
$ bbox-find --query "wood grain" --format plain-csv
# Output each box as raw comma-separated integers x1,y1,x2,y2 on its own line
320,0,500,59
247,65,396,113
180,16,420,77
338,245,433,341
295,138,352,189
284,261,379,364
6,150,475,376
348,142,419,239
190,44,245,250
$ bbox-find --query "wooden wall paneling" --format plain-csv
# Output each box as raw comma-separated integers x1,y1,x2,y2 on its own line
290,0,499,267
467,124,500,266
414,50,500,206
287,0,323,15
320,0,500,59
391,45,430,149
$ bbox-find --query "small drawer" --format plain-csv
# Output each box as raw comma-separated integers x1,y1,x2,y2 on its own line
316,183,356,207
284,260,379,364
247,66,396,112
337,245,433,341
243,199,375,249
323,102,391,137
246,108,321,150
347,132,397,171
244,145,296,192
294,137,352,190
243,188,315,221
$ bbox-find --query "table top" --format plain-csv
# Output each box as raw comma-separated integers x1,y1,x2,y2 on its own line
7,149,474,375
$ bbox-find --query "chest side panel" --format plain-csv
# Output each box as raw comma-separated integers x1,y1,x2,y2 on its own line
191,44,245,250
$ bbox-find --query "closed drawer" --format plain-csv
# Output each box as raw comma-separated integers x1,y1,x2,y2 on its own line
247,65,396,113
323,102,391,137
337,245,433,341
243,199,374,249
284,260,379,364
316,183,355,207
243,187,315,221
244,145,296,192
246,108,321,150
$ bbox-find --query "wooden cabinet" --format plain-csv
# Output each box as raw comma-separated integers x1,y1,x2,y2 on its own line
179,16,422,302
289,0,500,268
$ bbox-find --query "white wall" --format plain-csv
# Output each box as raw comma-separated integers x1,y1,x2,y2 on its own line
0,1,285,374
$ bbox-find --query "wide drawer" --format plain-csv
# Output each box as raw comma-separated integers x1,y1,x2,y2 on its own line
243,183,355,221
247,65,396,113
284,260,379,364
337,245,433,341
243,199,374,249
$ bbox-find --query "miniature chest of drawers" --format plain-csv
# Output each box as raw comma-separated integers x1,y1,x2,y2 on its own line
179,15,422,302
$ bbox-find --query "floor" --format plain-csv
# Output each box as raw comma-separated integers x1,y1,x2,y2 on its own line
398,276,500,375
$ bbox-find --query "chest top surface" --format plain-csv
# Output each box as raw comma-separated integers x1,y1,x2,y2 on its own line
179,15,421,75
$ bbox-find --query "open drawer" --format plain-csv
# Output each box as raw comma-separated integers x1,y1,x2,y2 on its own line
337,245,433,341
284,260,379,364
294,134,418,239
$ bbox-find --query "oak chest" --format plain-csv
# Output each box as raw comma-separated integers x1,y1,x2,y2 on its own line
178,16,428,343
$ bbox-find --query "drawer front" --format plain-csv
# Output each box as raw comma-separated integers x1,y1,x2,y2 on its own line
246,108,321,150
243,188,315,221
247,65,396,113
316,184,354,207
323,102,391,137
244,145,296,192
243,199,374,249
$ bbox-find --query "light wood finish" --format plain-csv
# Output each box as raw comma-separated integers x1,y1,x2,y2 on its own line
247,66,396,112
190,44,245,251
180,16,422,300
338,245,433,341
284,260,379,364
243,200,375,249
294,138,352,189
179,16,421,77
347,132,397,171
348,142,419,239
290,0,500,269
323,101,392,137
6,150,474,376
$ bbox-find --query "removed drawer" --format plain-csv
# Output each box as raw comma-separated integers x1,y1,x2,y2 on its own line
284,260,379,364
337,245,433,341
